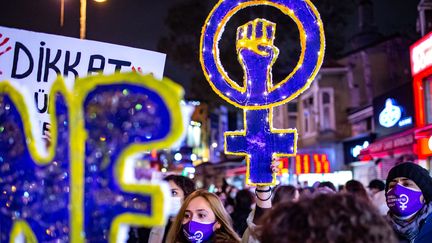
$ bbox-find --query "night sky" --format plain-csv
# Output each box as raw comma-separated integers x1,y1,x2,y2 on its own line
0,0,422,88
0,0,184,50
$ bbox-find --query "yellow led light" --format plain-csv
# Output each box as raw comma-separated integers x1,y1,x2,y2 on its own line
200,0,325,186
200,0,325,110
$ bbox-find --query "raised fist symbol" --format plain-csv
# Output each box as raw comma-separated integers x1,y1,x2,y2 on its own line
236,19,279,76
236,19,279,95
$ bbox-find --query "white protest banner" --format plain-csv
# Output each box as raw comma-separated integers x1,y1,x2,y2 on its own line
0,26,166,138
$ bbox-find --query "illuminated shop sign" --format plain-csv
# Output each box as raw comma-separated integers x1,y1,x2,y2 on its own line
295,154,330,174
418,136,432,157
429,136,432,151
351,141,369,158
379,99,401,127
378,98,412,128
276,158,290,175
343,136,374,163
367,133,414,154
410,31,432,76
373,83,415,137
398,117,413,127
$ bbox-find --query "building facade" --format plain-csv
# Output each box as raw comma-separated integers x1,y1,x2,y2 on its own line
411,30,432,169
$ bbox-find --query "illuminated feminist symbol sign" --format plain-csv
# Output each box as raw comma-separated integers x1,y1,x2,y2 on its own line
200,0,325,185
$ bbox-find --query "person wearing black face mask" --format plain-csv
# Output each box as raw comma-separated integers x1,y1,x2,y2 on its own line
128,175,196,243
385,162,432,243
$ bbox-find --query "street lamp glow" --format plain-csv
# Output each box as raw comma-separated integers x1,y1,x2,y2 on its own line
80,0,86,39
60,0,65,27
184,167,196,174
174,153,182,161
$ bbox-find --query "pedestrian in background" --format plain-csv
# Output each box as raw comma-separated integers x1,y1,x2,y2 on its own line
259,193,397,243
272,185,299,205
231,189,255,236
368,179,388,215
314,181,336,194
128,175,195,243
343,179,371,204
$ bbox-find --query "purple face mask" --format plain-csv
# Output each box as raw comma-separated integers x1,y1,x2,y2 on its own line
182,220,216,243
387,183,424,218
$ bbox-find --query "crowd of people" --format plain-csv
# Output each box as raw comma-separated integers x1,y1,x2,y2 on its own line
127,161,432,243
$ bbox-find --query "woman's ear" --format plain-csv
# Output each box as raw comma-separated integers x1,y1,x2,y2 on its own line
214,221,221,231
421,195,426,203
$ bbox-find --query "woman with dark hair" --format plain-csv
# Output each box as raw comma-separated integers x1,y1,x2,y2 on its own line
128,174,196,243
385,162,432,242
314,181,336,194
216,179,236,214
166,190,241,243
343,179,371,203
230,189,255,236
272,185,299,205
259,193,397,243
164,174,197,200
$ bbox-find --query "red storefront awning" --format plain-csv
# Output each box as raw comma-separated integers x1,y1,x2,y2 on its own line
360,129,417,159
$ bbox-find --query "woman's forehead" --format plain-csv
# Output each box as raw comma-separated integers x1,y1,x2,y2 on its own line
187,196,211,209
168,180,181,189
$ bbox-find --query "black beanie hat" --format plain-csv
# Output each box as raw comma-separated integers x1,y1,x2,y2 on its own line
385,162,432,203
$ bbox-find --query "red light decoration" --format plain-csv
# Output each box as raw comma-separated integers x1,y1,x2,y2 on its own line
277,158,289,175
296,155,302,175
413,78,426,127
151,149,158,159
303,154,310,174
419,137,432,156
294,153,329,174
322,154,330,173
313,154,322,173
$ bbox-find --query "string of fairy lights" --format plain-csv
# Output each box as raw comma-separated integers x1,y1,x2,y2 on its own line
199,0,325,185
